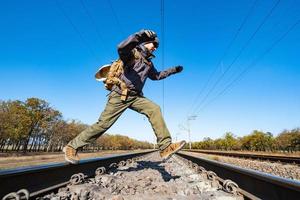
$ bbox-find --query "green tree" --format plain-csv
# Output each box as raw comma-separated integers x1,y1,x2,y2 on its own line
275,128,300,152
21,98,62,152
0,100,32,151
223,132,238,150
240,130,273,151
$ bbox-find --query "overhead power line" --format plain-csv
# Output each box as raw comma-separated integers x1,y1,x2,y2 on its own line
187,0,259,116
107,0,125,36
161,0,165,116
193,0,281,115
79,0,107,49
55,0,100,61
198,19,300,113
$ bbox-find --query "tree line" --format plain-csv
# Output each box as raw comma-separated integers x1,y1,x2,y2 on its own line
0,98,152,153
191,129,300,152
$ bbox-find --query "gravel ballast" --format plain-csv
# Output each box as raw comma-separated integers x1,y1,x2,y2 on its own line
40,152,243,200
188,152,300,181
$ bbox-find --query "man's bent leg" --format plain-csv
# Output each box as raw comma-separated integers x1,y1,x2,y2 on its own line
129,96,171,151
68,92,130,150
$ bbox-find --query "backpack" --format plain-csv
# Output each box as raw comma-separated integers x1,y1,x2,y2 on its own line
95,59,128,101
94,49,146,101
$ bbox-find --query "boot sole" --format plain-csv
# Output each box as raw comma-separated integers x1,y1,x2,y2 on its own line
161,141,186,161
63,147,79,165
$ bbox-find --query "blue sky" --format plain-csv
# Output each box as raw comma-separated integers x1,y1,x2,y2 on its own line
1,0,299,143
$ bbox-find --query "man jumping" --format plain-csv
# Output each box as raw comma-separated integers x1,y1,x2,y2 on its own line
63,29,186,164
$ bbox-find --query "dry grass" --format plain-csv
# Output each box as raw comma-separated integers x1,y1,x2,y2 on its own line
210,155,220,161
0,150,143,170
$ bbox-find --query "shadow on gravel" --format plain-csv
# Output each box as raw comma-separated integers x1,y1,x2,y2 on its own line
117,161,181,182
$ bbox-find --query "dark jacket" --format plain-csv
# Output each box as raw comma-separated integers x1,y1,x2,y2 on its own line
113,31,178,96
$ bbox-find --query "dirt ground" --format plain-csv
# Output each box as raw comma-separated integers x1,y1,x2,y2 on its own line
1,149,298,171
0,150,143,170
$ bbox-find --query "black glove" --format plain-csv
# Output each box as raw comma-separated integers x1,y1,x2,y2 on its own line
144,30,156,38
175,66,183,73
138,29,157,42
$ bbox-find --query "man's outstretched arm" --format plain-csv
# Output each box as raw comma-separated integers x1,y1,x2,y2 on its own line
148,66,183,80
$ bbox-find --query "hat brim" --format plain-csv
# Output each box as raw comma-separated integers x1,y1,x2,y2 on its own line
95,64,111,82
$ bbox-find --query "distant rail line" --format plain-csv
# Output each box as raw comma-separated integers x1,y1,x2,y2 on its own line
184,149,300,165
178,151,300,200
0,150,299,200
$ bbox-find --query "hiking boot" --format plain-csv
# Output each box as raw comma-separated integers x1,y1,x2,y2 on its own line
63,145,79,164
160,140,186,161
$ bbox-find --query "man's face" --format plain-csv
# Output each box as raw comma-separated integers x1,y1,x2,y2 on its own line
144,43,157,53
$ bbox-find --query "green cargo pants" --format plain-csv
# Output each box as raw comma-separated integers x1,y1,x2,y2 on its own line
68,91,172,151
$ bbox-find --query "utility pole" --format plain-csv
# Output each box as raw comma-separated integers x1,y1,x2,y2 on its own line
187,115,197,150
175,132,181,142
179,115,197,150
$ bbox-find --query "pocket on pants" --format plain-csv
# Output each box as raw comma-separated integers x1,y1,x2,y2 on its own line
108,91,122,104
108,91,116,100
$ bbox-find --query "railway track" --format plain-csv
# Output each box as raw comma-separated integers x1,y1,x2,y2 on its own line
0,150,154,199
184,150,300,164
178,151,300,200
0,150,299,199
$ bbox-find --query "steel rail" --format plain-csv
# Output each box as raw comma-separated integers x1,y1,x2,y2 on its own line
0,150,155,199
177,151,300,200
184,149,300,164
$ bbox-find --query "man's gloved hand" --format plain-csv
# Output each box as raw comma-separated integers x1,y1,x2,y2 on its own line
175,66,183,73
138,29,157,42
144,30,156,38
